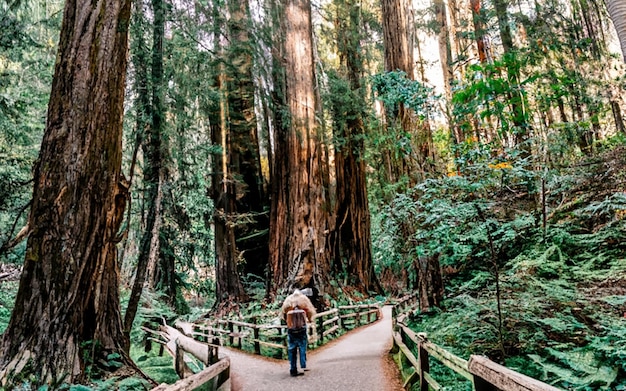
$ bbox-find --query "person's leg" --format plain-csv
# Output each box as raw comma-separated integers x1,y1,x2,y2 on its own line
298,333,307,370
287,332,299,375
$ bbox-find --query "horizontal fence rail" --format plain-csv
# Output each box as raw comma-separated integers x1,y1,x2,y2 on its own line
144,324,231,391
168,302,381,360
391,296,561,391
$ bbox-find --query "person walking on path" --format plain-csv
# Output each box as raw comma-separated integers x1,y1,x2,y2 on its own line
225,305,404,390
281,289,316,376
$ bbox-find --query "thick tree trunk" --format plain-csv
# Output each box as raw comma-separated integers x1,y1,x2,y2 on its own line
269,0,330,295
331,0,383,295
382,0,433,180
0,0,132,385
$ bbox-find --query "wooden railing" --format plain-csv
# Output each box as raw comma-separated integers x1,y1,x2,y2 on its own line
391,298,561,391
144,324,231,391
180,302,381,359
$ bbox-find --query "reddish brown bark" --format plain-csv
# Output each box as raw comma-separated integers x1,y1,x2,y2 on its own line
0,0,132,385
269,0,330,295
331,0,382,294
470,0,489,63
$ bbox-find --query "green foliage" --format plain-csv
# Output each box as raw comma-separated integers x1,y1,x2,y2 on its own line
0,2,58,264
0,280,18,334
130,345,179,386
371,70,436,118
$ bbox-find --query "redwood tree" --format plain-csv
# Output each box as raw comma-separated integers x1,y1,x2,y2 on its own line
330,0,382,295
0,0,132,385
269,0,331,295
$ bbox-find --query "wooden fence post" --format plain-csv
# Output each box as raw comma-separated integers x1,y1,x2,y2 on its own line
317,315,324,345
418,336,430,391
229,322,234,346
253,317,260,355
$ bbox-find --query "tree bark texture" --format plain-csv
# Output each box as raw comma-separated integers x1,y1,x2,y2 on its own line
331,0,382,295
607,0,626,62
381,0,413,75
225,0,269,282
269,0,330,295
208,2,248,305
0,0,132,385
211,71,248,304
414,255,444,312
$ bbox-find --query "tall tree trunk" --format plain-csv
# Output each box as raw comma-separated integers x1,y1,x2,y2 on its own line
381,0,433,181
209,0,248,305
226,0,269,284
211,70,248,304
0,0,132,385
124,0,166,342
145,0,166,288
414,254,444,312
331,0,383,295
269,0,330,296
434,0,453,104
607,0,626,62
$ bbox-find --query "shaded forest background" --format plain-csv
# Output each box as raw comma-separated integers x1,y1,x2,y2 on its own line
1,0,626,389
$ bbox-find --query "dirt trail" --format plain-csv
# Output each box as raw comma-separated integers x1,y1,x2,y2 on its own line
223,305,404,391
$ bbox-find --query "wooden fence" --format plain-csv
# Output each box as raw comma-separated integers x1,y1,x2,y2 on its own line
176,302,381,359
391,296,562,391
144,324,231,391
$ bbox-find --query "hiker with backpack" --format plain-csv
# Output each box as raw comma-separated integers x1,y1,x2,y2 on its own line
281,289,317,376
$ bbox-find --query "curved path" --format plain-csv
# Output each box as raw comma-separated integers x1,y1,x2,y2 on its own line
223,306,404,391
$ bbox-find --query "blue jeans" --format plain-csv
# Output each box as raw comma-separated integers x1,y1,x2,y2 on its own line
287,328,307,372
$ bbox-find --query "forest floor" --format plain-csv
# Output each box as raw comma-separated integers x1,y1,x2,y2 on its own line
223,305,404,391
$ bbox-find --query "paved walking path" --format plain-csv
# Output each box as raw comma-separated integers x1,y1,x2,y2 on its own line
223,305,404,391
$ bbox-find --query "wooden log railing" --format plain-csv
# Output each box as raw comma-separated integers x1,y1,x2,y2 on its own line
143,324,231,391
177,302,381,359
391,300,562,391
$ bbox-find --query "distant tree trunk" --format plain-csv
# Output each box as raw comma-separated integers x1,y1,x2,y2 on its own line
269,0,330,295
211,70,248,304
381,0,433,180
470,0,489,63
226,0,269,283
124,0,166,343
611,98,626,134
381,0,412,184
145,0,167,289
331,0,383,295
209,1,248,305
414,255,444,311
434,0,462,144
493,0,531,154
0,0,132,385
607,0,626,62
